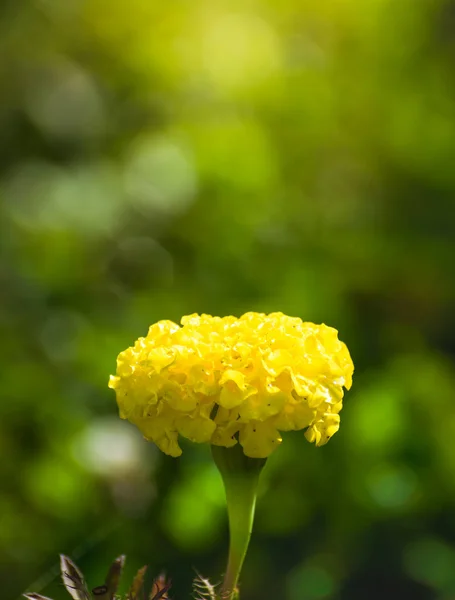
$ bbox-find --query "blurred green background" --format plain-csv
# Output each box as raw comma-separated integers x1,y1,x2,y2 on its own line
1,0,455,599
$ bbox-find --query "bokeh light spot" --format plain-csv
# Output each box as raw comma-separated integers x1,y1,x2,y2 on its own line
366,463,417,509
404,538,455,592
124,135,197,217
200,13,282,93
3,160,126,237
288,563,336,600
163,463,225,550
23,59,106,141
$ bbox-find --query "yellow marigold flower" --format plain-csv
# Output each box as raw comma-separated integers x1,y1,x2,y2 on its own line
109,312,354,458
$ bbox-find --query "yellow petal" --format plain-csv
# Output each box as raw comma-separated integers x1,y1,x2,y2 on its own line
219,371,256,409
136,418,182,457
155,432,182,457
219,369,246,388
289,371,313,397
239,420,282,458
307,386,330,409
147,320,180,341
187,364,218,395
108,374,120,389
304,426,320,444
275,401,316,431
147,347,175,373
211,421,241,448
238,389,286,421
305,413,340,446
176,415,216,443
160,381,198,411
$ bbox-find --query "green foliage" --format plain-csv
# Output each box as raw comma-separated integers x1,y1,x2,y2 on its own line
1,0,455,599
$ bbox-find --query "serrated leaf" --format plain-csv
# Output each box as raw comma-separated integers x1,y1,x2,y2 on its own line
127,565,147,600
150,574,171,600
60,555,90,600
192,572,217,600
91,555,126,600
23,594,54,600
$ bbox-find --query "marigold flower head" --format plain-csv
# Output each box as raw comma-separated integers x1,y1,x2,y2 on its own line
109,312,354,458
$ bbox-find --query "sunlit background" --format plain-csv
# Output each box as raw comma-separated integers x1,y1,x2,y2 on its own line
1,0,455,599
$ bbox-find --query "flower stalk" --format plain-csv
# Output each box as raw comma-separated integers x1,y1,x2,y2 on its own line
212,444,266,600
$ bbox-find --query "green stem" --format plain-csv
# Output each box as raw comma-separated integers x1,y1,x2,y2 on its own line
212,444,266,600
